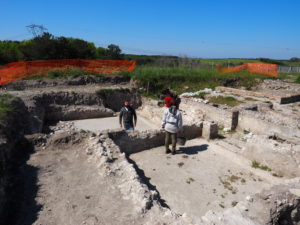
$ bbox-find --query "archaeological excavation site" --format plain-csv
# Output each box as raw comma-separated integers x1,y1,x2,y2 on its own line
0,76,299,225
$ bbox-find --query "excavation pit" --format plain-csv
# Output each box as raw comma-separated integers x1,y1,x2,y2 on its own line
129,138,279,219
1,79,300,224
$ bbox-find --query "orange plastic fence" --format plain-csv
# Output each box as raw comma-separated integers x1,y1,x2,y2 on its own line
0,59,136,85
216,63,278,77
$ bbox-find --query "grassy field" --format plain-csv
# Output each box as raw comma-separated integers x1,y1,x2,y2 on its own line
21,62,299,98
200,58,300,67
127,65,271,96
200,58,260,66
124,55,300,67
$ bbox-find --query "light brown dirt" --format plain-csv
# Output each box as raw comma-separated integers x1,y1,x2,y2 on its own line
130,138,279,220
15,138,145,225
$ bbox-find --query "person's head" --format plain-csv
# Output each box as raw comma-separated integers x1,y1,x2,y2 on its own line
124,100,130,106
169,99,176,107
169,99,177,114
162,88,171,95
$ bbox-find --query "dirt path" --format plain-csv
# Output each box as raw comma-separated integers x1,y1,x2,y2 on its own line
14,142,144,225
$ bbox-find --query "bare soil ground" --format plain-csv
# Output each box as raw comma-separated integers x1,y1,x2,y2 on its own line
130,138,279,220
14,138,145,225
1,78,299,224
73,116,157,132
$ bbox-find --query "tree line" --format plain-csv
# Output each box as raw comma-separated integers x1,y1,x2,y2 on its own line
0,32,123,65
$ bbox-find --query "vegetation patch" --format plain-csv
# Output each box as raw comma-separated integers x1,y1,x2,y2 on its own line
186,177,195,184
231,201,238,207
209,96,243,107
228,175,241,183
85,195,91,200
219,176,237,194
295,75,300,84
177,162,184,168
130,66,267,94
0,93,13,123
272,172,284,177
79,129,87,134
251,161,272,171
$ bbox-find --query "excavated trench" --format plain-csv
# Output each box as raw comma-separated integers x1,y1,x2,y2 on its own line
0,86,300,225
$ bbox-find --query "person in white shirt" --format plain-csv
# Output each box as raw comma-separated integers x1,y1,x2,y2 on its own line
161,100,183,154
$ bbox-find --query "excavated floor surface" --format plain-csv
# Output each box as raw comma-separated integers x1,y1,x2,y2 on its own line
73,116,157,132
130,138,280,219
15,139,147,225
2,79,299,224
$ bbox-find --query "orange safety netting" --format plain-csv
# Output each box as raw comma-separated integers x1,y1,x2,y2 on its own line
216,63,278,77
0,59,136,85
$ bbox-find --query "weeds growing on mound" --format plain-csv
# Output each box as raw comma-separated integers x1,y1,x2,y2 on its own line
0,94,13,124
24,64,273,99
128,65,269,98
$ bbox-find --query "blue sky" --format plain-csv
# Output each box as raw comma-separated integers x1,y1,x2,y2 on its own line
1,0,299,59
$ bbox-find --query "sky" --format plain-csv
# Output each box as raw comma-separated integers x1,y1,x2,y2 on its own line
1,0,299,59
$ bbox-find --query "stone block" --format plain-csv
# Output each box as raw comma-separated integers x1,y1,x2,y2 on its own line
202,121,218,139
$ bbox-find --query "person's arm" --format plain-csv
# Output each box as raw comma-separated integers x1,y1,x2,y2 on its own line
132,108,137,126
178,112,183,132
119,108,123,127
161,110,167,129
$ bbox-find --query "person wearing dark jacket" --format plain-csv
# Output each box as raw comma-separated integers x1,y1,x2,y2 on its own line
119,100,137,130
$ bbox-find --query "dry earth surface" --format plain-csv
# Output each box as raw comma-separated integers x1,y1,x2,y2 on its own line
0,77,299,225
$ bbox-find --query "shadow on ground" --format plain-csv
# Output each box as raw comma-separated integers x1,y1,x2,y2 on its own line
126,156,170,209
4,139,42,225
177,144,209,155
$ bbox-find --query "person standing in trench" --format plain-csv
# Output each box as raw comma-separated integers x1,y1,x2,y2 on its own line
162,100,183,154
119,100,137,131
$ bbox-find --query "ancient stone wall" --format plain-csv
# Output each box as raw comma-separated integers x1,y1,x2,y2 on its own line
238,110,300,138
2,75,130,91
20,90,142,133
108,124,203,154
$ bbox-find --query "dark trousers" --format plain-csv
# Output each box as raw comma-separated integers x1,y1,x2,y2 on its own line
165,131,177,152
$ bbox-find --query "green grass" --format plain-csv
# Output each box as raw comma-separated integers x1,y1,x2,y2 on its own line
85,195,91,199
200,58,300,67
79,129,87,133
231,201,238,207
278,73,300,83
295,75,300,84
251,161,272,171
219,203,225,208
209,96,243,107
128,65,269,96
186,177,195,184
48,69,89,78
23,64,279,97
26,68,129,80
0,93,13,123
200,58,260,67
